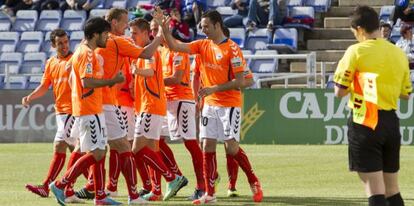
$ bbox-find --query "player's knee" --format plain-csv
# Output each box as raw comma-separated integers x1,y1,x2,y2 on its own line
53,141,68,153
91,149,107,161
224,139,239,155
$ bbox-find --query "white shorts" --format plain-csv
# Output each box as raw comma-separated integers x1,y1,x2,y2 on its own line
103,105,127,141
200,105,241,142
77,113,107,153
54,114,77,146
134,112,165,140
160,117,170,137
118,106,135,141
167,100,197,140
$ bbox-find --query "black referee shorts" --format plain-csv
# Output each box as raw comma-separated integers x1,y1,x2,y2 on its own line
348,110,401,173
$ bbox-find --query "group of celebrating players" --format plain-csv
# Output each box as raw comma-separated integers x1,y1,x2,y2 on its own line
22,7,263,206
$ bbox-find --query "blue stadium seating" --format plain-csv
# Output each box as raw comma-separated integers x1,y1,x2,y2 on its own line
105,0,127,8
287,0,304,9
390,26,401,43
379,5,395,23
229,28,246,48
0,11,11,31
242,49,253,67
0,52,22,74
5,76,29,89
207,0,230,8
127,0,139,8
0,31,19,52
305,0,331,13
267,28,298,53
17,31,44,53
61,10,87,31
36,10,62,32
245,29,270,51
42,31,52,53
12,10,38,32
284,6,315,30
250,50,278,73
89,9,109,19
0,75,4,89
70,31,84,52
21,52,47,74
28,76,42,89
216,7,236,20
326,75,334,89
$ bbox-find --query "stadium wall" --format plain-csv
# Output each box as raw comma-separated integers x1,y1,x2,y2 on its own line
2,89,414,144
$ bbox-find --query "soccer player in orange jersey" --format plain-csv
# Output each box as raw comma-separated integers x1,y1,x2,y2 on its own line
150,20,205,200
22,29,83,204
155,9,263,204
49,17,125,206
129,18,188,202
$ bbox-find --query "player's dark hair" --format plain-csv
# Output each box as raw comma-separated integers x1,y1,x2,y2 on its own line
84,17,111,40
380,22,392,30
223,26,230,38
50,28,68,44
202,10,225,31
350,5,379,33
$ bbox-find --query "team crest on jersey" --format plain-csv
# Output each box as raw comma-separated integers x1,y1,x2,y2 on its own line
86,63,93,74
173,56,183,66
231,57,242,68
213,47,223,60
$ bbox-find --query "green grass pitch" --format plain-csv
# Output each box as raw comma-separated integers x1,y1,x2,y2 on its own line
1,143,414,205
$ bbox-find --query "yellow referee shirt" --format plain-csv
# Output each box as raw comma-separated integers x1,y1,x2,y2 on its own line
334,38,412,110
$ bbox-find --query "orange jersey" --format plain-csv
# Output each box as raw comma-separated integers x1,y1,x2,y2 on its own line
70,44,104,116
117,57,134,107
134,51,166,116
42,53,73,114
188,39,246,107
95,33,144,105
160,46,193,101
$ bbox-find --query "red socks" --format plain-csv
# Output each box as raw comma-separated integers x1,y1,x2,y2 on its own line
226,154,239,190
107,149,121,192
55,153,96,189
232,148,258,184
119,152,139,199
148,167,162,195
184,140,205,191
134,154,152,191
203,152,217,196
92,157,107,200
135,146,175,182
159,138,182,176
65,152,87,197
42,152,66,187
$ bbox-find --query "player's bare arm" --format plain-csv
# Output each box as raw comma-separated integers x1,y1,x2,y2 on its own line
242,78,254,88
22,83,50,107
164,70,184,86
199,72,244,98
131,64,154,77
334,85,349,98
82,71,125,88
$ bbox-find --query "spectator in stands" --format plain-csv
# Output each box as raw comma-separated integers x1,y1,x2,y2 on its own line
396,24,414,68
182,0,206,32
380,22,395,44
394,0,414,24
60,0,101,12
246,0,286,31
1,0,37,16
169,8,191,42
223,0,249,28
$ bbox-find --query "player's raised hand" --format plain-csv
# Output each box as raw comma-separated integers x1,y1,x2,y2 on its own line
152,7,164,26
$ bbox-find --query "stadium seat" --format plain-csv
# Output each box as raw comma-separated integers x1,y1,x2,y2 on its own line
206,0,230,8
326,75,334,89
70,31,84,52
229,28,246,48
5,76,29,89
267,28,298,53
0,31,19,52
61,10,87,31
215,7,237,20
105,0,127,8
89,9,109,19
17,31,44,53
0,52,23,74
127,0,139,8
305,0,331,13
0,11,11,31
287,0,304,9
21,52,47,74
12,10,38,31
250,50,278,73
42,31,52,53
284,6,315,30
379,5,395,23
245,29,270,51
242,49,253,68
28,76,42,89
36,10,62,31
390,26,401,43
0,75,4,89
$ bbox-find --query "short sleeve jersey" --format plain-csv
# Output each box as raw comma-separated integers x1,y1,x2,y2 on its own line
134,51,166,116
70,44,104,116
334,38,412,110
188,39,246,107
42,53,73,114
95,33,144,105
160,46,193,101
